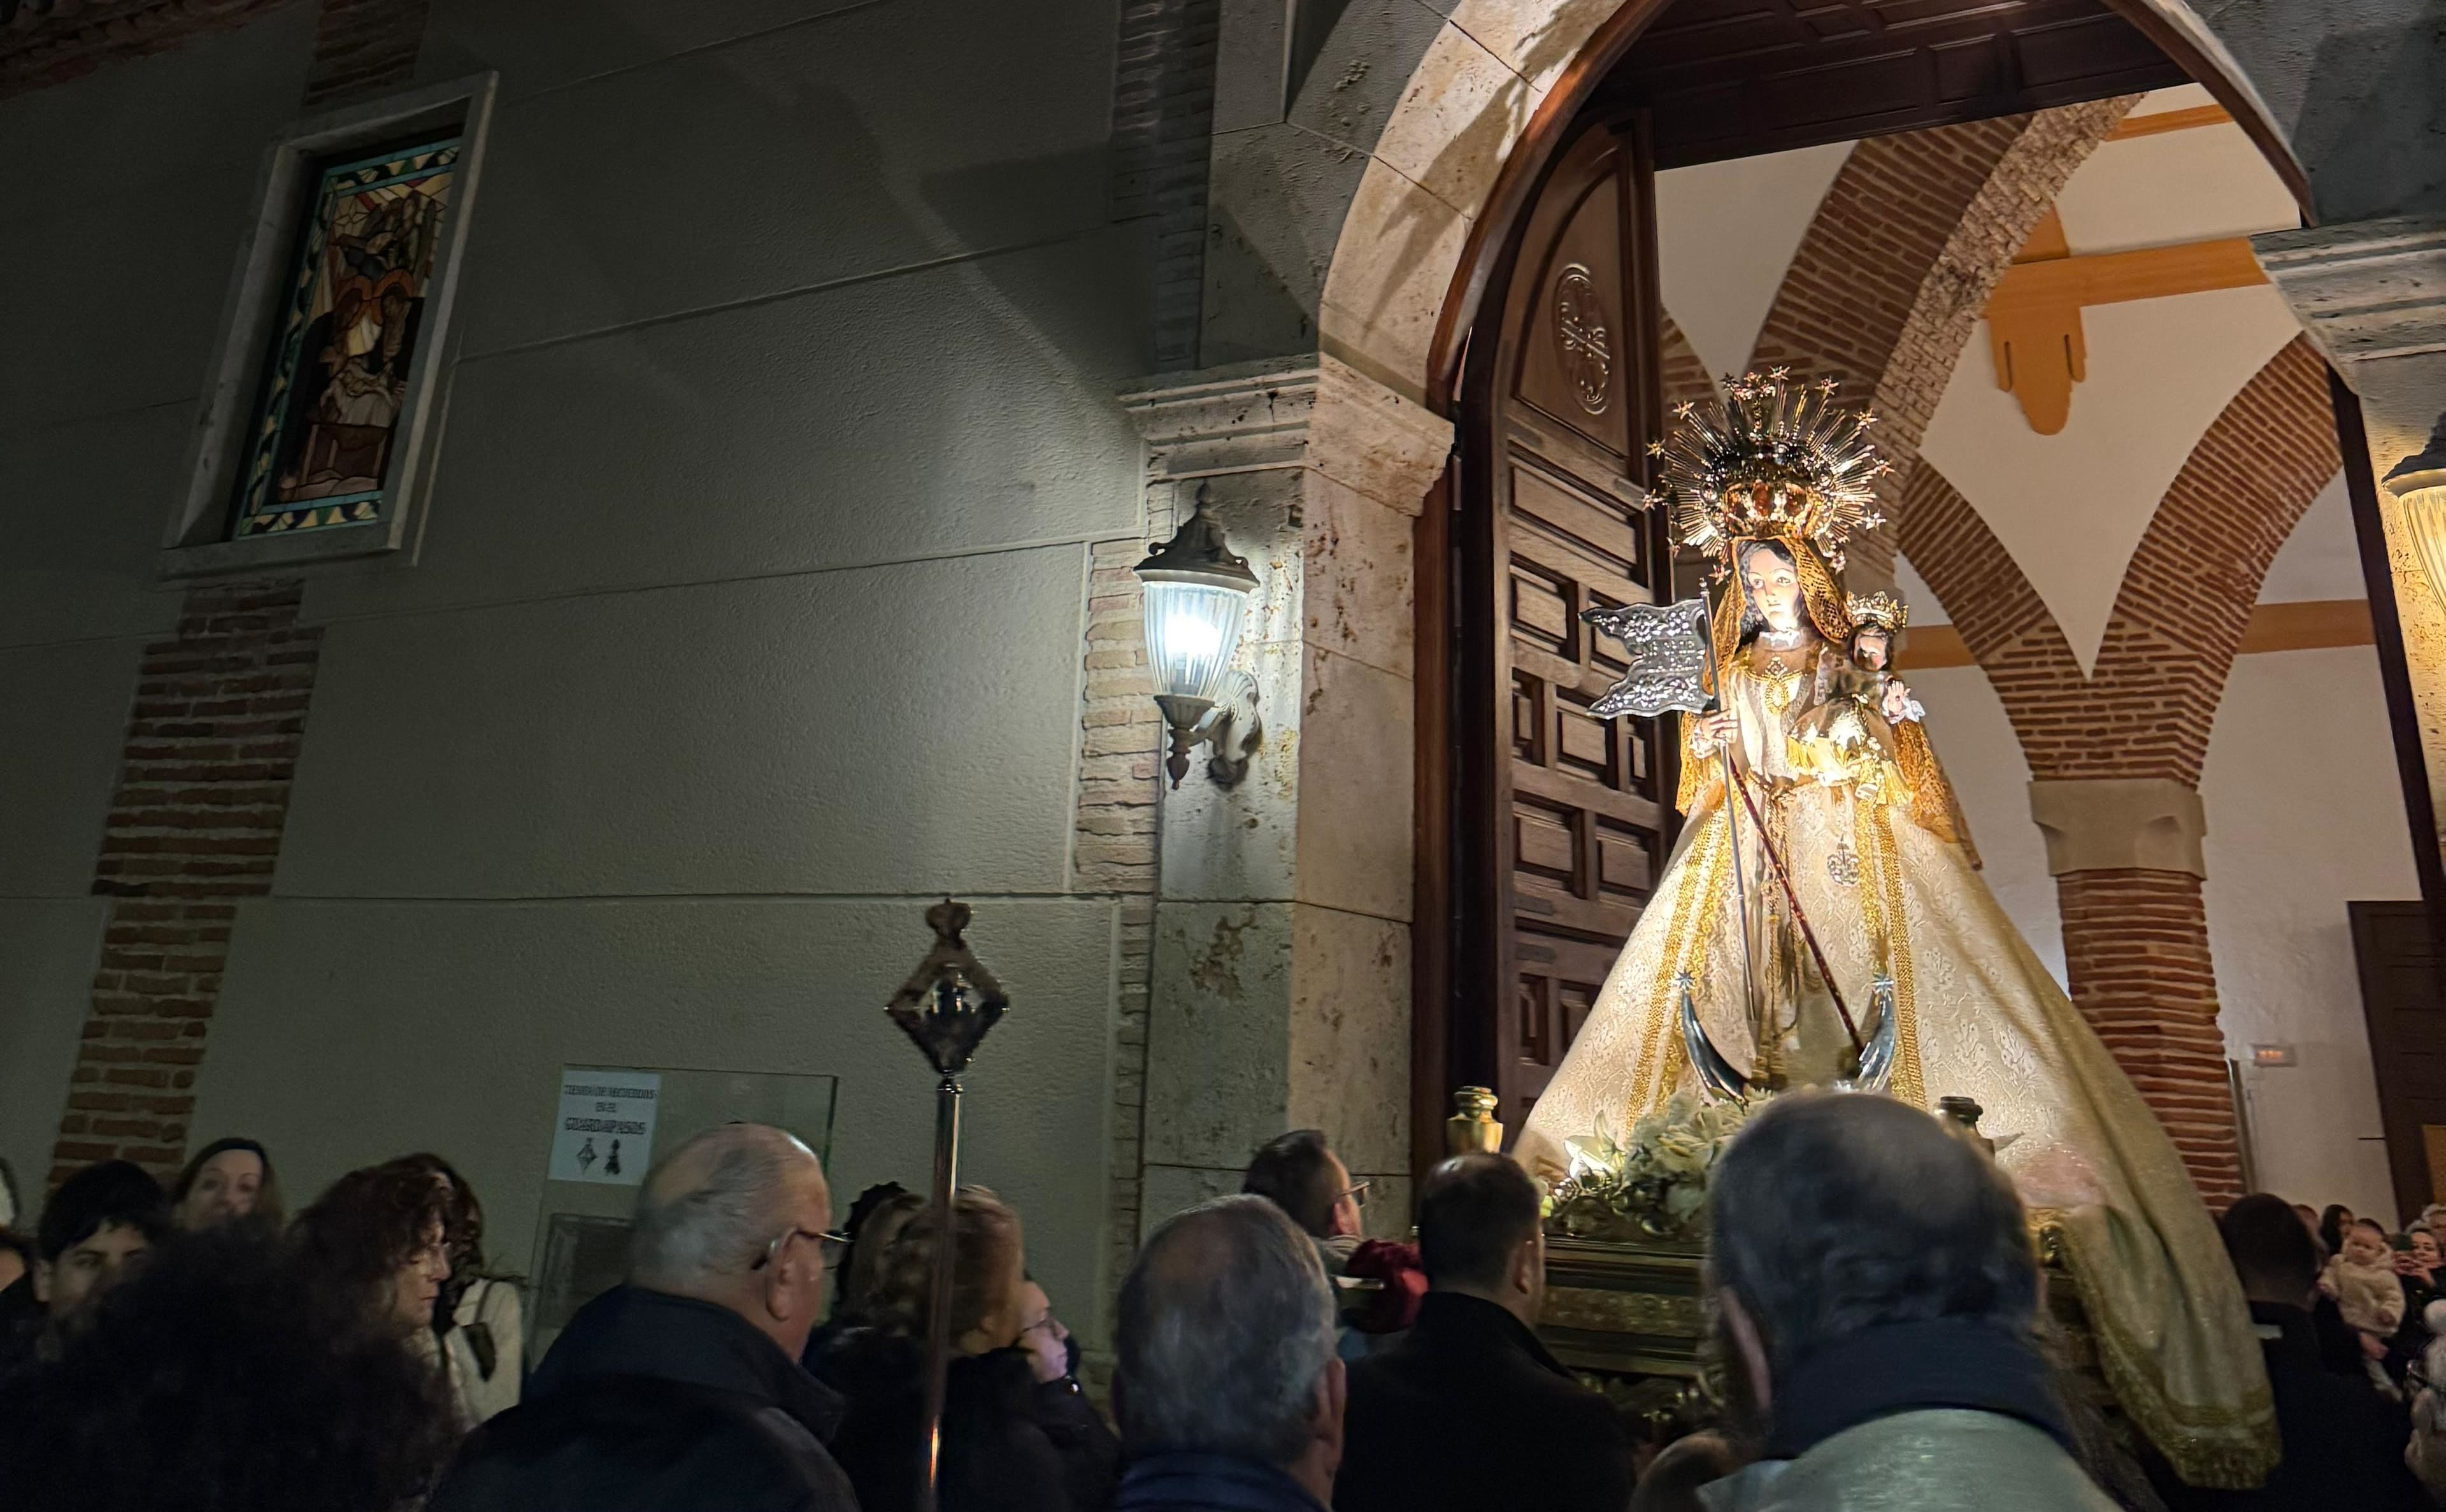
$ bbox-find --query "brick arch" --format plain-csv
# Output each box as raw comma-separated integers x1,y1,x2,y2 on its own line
1895,461,2084,749
1892,336,2342,1200
2065,336,2341,780
1657,311,1713,414
1741,99,2135,578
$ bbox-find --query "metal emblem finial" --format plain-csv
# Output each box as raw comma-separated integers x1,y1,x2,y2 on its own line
886,899,1008,1076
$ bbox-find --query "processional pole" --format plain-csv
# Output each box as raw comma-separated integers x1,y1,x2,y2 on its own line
1691,584,1763,1041
886,899,1008,1512
1691,581,1863,1059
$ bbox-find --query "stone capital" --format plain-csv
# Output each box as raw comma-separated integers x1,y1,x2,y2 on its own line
1121,352,1452,515
2254,215,2446,378
2027,778,2207,878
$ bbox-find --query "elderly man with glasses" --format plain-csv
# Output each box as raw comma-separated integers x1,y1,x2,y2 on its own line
431,1123,857,1512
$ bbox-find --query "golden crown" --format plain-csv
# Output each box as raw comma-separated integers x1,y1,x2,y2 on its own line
1844,591,1908,634
1648,369,1891,574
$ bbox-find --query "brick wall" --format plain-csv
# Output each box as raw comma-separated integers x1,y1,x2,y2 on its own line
1110,0,1221,371
1657,311,1714,415
51,582,325,1187
1896,337,2341,1203
300,0,429,108
1071,541,1164,1298
0,0,298,99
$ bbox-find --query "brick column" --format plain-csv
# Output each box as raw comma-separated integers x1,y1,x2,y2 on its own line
2056,871,2237,1192
51,583,324,1187
2029,777,2239,1200
1070,541,1162,1312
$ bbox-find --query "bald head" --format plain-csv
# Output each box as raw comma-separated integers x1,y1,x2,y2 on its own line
629,1124,831,1354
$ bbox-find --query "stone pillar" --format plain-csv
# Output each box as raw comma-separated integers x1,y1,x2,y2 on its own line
2028,777,2241,1201
2257,216,2446,891
1121,354,1450,1234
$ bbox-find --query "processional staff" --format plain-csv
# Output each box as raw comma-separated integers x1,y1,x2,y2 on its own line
885,899,1009,1512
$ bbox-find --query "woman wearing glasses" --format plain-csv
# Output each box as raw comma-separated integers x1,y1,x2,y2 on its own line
813,1187,1117,1512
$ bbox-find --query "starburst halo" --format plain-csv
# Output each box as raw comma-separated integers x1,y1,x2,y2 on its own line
1649,369,1892,576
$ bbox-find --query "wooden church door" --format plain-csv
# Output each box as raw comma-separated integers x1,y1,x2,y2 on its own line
1451,121,1681,1139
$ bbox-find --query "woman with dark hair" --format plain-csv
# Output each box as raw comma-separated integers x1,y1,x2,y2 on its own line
815,1187,1116,1512
2322,1203,2356,1260
169,1136,283,1232
394,1153,524,1423
292,1156,458,1346
0,1223,459,1512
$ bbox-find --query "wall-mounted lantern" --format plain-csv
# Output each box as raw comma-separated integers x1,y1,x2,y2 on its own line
2387,414,2446,616
1134,483,1262,788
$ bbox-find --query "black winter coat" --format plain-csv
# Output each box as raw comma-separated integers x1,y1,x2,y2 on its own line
428,1285,858,1512
815,1325,1119,1512
1335,1292,1633,1512
2164,1301,2430,1512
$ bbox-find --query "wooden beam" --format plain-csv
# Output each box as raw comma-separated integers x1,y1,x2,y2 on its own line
2105,104,2235,141
1987,237,2268,311
1896,599,2375,671
1984,238,2268,435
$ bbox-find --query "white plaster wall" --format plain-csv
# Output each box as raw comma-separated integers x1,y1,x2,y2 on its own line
2206,647,2417,1217
2053,121,2301,253
0,0,1152,1339
2259,475,2362,603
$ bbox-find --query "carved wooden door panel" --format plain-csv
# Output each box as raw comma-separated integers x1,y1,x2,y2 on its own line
1459,124,1679,1137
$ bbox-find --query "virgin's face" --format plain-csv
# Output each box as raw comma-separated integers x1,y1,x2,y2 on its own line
1742,546,1804,633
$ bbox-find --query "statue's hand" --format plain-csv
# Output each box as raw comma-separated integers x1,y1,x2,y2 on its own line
1691,709,1739,751
1881,679,1922,724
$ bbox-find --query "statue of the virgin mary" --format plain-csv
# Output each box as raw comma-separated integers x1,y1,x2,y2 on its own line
1515,373,2275,1488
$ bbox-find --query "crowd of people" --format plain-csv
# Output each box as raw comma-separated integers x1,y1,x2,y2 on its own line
4,1104,2446,1510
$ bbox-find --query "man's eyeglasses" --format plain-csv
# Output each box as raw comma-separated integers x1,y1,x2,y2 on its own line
1338,1180,1370,1210
752,1225,852,1271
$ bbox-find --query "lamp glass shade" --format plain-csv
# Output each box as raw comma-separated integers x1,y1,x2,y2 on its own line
1141,578,1249,705
2401,485,2446,618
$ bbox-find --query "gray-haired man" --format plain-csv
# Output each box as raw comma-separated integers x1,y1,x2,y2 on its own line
1114,1194,1347,1512
1700,1092,2113,1511
431,1123,857,1512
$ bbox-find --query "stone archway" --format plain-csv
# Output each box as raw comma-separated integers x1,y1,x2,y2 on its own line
1122,0,2331,1227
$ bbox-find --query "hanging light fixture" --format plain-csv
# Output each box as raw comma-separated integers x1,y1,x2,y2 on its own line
1134,482,1262,788
2387,414,2446,615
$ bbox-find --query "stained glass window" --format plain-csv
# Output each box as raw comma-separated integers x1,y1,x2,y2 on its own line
228,135,461,539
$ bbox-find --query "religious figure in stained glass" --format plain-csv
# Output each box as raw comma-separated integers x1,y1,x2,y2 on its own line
229,135,460,539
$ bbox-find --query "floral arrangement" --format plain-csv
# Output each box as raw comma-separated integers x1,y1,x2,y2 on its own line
1545,1091,1763,1243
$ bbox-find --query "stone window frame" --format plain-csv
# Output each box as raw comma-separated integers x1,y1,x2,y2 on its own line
158,71,499,579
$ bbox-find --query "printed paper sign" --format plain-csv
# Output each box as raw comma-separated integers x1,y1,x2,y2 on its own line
549,1069,661,1185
